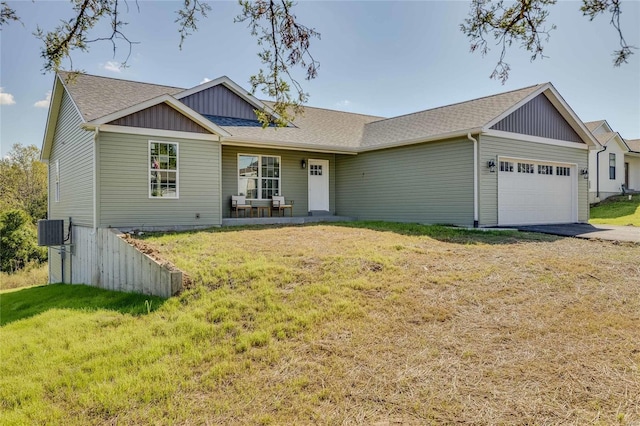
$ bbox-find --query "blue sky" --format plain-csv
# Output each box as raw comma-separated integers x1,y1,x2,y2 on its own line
1,0,639,158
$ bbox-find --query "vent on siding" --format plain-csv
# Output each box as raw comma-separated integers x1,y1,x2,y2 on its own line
38,219,65,246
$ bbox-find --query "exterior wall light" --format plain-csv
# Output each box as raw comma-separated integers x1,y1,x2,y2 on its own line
487,159,496,173
301,159,307,169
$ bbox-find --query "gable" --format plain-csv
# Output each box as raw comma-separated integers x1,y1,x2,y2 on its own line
108,102,211,134
180,84,258,120
491,94,583,143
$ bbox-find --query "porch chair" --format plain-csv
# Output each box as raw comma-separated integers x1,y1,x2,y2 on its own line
271,196,293,217
231,195,252,218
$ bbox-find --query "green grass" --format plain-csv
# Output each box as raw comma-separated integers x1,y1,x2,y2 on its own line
0,284,166,326
590,195,640,226
1,223,639,424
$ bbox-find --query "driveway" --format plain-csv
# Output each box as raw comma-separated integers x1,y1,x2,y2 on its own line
515,223,640,243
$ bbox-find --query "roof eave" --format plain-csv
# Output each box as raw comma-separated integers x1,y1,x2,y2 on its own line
41,74,74,161
221,136,358,155
358,128,483,152
88,94,231,137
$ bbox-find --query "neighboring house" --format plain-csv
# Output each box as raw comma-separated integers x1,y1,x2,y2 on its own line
623,138,640,193
585,120,640,203
42,72,597,285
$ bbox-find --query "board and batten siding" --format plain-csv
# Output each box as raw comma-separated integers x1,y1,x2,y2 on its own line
98,131,221,228
335,138,475,226
221,145,335,217
108,103,211,134
181,85,257,120
478,134,589,226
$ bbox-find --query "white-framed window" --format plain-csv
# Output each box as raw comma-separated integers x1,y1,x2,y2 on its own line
238,154,280,199
517,163,534,174
55,159,60,202
609,153,616,180
499,161,514,172
149,141,178,198
538,165,553,175
556,166,571,176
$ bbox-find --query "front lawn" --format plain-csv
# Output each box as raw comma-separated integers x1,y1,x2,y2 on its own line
590,195,640,226
1,223,639,424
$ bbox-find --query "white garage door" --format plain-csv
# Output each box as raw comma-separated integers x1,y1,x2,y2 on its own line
498,158,577,226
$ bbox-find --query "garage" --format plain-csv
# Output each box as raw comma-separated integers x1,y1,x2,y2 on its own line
497,157,577,226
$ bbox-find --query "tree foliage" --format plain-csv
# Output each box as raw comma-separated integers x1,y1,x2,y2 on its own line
0,144,48,223
0,209,47,273
461,0,636,83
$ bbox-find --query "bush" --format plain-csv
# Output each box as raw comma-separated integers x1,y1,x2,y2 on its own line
0,209,47,273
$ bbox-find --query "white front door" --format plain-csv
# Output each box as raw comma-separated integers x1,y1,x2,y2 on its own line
308,159,329,211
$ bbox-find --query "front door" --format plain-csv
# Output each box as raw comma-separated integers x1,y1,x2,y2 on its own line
308,159,329,212
625,162,629,189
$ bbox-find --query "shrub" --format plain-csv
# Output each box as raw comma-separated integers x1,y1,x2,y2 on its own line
0,209,47,273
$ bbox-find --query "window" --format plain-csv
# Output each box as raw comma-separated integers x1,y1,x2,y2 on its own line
55,160,60,202
238,154,280,199
556,166,571,176
609,153,616,180
499,161,514,172
149,141,178,198
310,164,323,176
517,163,534,174
538,165,553,175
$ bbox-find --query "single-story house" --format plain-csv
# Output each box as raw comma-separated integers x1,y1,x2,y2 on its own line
585,120,640,202
41,72,598,285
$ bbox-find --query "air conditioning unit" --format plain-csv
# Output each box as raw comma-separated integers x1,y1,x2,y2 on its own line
38,219,65,246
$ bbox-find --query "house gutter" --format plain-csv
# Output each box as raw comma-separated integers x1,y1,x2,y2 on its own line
596,144,607,199
467,133,479,228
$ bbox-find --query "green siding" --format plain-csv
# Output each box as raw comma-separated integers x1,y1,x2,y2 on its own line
49,90,94,226
335,138,475,226
221,146,335,217
478,134,589,226
98,132,221,228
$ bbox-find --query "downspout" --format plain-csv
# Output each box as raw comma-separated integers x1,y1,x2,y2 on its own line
467,133,479,228
596,144,607,199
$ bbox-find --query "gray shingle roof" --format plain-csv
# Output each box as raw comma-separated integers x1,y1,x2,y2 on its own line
594,132,616,145
361,84,543,148
626,139,640,152
585,120,605,132
58,71,183,122
57,72,550,150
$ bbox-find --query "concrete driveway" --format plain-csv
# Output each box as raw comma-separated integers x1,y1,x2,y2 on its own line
515,223,640,243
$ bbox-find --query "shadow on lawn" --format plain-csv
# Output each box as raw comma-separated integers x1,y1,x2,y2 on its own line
133,221,561,245
0,284,166,326
330,221,562,245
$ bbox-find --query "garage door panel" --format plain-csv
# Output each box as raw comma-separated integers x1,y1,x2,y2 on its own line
498,159,576,226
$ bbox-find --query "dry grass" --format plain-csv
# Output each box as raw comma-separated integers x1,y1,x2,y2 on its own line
0,263,48,291
142,224,640,425
2,224,639,425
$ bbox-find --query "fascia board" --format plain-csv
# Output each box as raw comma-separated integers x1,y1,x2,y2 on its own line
483,83,598,148
82,124,221,142
88,94,231,137
221,137,358,155
483,129,590,150
538,85,599,148
483,83,549,130
41,75,69,160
